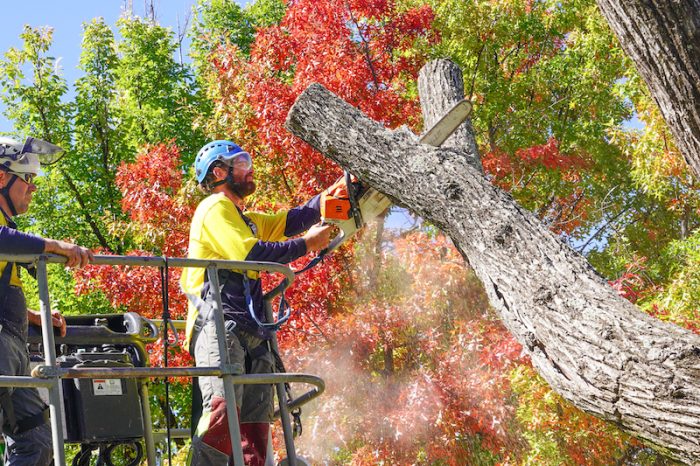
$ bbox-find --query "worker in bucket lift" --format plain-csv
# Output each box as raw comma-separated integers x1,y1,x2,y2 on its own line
0,137,93,466
181,139,345,465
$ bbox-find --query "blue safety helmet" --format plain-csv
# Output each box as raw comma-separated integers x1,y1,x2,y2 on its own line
194,140,251,185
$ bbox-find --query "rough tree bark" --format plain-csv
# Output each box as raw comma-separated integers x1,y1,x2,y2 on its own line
286,82,700,463
417,60,481,172
596,0,700,181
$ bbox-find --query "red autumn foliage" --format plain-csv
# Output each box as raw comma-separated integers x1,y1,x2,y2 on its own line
608,255,653,305
209,0,437,199
517,137,577,170
116,141,193,257
74,143,194,371
484,138,589,180
648,304,700,335
482,138,593,235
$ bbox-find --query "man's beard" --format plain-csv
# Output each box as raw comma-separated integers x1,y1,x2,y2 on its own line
229,179,256,198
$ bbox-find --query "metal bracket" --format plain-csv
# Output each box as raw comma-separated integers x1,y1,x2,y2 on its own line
31,365,64,379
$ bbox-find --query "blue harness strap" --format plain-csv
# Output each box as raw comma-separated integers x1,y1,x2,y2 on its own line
242,273,290,331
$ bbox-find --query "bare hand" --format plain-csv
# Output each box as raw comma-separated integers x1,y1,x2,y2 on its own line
28,309,67,337
303,223,332,252
51,310,66,337
44,239,94,268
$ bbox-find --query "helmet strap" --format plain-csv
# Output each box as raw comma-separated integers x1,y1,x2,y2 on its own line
209,166,250,199
0,173,18,217
208,166,232,190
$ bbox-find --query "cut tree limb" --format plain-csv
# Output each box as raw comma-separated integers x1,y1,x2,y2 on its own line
596,0,700,181
286,82,700,464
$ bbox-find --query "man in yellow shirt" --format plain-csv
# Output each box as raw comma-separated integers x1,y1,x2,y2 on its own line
0,137,92,466
182,140,331,465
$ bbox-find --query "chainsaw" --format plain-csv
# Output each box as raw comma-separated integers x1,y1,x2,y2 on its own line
266,99,472,325
318,98,473,256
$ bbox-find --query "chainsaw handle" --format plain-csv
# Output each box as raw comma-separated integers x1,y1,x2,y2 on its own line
323,228,346,255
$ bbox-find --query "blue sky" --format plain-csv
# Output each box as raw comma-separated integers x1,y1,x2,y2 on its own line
0,0,248,133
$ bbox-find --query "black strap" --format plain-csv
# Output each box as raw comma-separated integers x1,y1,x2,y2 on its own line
0,254,15,328
0,174,18,217
207,165,233,189
0,207,17,293
188,298,217,357
0,388,48,434
188,269,235,356
159,259,173,466
15,407,49,433
188,311,207,357
0,387,17,433
0,257,13,290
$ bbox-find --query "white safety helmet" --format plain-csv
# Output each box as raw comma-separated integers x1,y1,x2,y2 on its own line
0,137,64,216
0,137,64,175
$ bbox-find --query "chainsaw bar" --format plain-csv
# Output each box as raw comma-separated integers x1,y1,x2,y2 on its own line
419,99,473,147
322,98,473,254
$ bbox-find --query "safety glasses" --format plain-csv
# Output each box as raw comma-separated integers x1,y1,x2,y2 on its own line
224,151,252,171
9,171,36,185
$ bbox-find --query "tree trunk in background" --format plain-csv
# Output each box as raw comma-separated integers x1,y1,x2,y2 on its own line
596,0,700,181
417,59,482,172
286,82,700,464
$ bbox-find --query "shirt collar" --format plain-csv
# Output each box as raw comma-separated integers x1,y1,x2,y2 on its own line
0,206,16,229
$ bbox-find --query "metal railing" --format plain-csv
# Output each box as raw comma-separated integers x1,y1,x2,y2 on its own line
0,254,325,466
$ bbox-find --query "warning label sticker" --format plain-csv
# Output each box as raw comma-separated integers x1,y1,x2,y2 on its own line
92,379,123,396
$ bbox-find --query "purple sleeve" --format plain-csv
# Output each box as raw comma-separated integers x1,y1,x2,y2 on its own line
245,238,307,264
0,226,45,254
244,195,320,264
284,195,321,237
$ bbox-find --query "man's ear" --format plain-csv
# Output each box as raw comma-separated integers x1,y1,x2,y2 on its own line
211,165,228,181
0,171,7,189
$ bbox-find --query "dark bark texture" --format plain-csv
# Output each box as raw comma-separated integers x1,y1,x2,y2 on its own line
596,0,700,181
286,82,700,464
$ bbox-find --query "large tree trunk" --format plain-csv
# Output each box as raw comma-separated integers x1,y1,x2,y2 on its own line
286,83,700,464
596,0,700,181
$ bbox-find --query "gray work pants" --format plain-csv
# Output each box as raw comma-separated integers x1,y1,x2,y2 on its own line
189,320,275,465
0,329,52,466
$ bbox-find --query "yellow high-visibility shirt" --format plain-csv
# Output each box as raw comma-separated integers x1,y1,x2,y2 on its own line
180,193,291,344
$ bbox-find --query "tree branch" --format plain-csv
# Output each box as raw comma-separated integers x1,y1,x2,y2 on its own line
285,81,700,464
